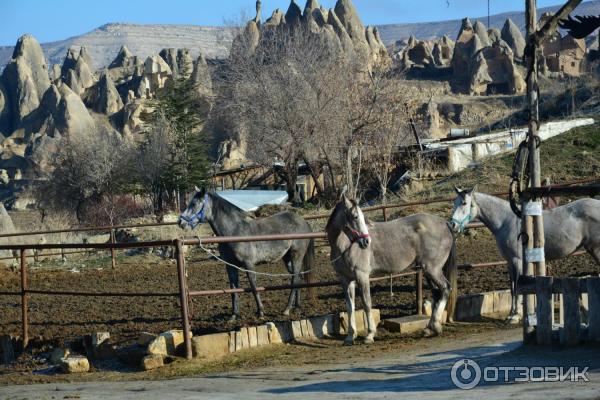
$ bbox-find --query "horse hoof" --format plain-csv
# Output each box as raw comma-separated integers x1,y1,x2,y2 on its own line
343,338,355,346
422,328,436,338
228,314,239,322
506,314,521,324
363,337,374,344
282,309,291,316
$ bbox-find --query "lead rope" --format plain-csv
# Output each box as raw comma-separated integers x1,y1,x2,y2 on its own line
195,235,313,277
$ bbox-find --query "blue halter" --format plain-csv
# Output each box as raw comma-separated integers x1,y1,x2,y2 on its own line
180,195,208,229
451,213,472,233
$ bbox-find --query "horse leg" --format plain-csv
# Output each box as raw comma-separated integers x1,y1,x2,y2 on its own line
342,278,357,345
226,264,240,321
356,272,375,344
244,266,265,318
283,258,296,316
507,258,522,323
424,267,450,336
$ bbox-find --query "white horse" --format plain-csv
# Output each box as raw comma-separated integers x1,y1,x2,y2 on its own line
450,187,600,321
327,192,456,344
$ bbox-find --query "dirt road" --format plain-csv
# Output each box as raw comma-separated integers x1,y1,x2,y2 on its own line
2,327,599,400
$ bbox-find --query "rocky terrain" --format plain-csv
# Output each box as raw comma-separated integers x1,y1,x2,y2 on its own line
2,1,600,70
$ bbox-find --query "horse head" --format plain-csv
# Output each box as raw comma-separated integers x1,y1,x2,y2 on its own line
450,186,478,233
336,189,371,249
179,186,211,230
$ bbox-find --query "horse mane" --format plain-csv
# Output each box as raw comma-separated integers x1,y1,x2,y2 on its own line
326,202,345,230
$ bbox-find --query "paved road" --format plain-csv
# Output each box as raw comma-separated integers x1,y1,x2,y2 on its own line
2,328,599,400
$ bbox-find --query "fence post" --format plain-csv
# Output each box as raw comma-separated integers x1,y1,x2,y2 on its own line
560,278,580,346
416,270,423,316
20,248,29,348
587,277,600,342
110,228,116,269
445,261,457,323
382,206,388,222
535,276,553,345
175,239,193,360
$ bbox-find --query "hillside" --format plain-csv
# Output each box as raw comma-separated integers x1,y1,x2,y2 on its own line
377,0,600,44
0,23,235,70
415,120,600,206
2,1,600,69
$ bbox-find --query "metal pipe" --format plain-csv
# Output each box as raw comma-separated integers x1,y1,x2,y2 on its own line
20,249,29,348
175,240,193,360
416,270,423,315
110,229,117,269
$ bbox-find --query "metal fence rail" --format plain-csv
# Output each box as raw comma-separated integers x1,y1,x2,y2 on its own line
0,176,597,359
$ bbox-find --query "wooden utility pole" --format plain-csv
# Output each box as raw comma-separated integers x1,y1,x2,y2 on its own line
522,0,582,342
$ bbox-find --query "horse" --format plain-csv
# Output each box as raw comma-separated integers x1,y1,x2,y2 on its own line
178,187,315,320
450,187,600,321
326,191,456,345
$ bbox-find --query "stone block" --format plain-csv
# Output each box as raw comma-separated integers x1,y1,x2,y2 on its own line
383,315,430,334
60,356,90,373
455,292,494,320
266,322,283,344
0,335,15,365
290,320,303,340
49,348,70,365
147,330,189,356
192,332,231,359
301,319,315,338
141,354,164,371
91,332,110,347
234,330,243,351
423,300,432,316
117,344,147,366
335,309,379,335
229,331,236,353
240,327,250,349
309,315,334,338
492,290,512,315
257,325,269,346
247,327,258,348
137,332,157,347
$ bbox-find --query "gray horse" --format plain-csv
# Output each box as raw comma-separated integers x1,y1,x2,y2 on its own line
179,187,315,320
450,187,600,321
326,192,456,344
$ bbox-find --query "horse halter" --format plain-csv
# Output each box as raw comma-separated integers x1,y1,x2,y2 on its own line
344,226,370,244
180,194,208,229
451,198,476,233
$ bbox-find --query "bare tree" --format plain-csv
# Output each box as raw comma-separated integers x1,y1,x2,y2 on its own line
37,127,134,223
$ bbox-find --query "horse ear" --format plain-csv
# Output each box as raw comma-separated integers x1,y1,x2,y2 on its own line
454,185,462,194
470,186,477,195
340,185,348,201
195,186,201,192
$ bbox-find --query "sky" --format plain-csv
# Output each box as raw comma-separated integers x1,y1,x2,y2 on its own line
0,0,591,46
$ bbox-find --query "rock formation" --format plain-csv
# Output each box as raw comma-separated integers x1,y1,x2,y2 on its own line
501,19,526,60
233,0,390,70
159,48,193,78
451,18,525,96
61,47,96,95
85,70,124,115
1,34,51,131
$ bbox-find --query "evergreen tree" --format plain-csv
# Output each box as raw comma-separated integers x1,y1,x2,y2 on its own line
143,66,210,215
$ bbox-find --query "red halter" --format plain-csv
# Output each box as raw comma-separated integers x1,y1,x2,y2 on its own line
347,227,370,244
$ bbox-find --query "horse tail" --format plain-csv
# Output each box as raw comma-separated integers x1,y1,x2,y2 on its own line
303,239,315,301
443,229,458,322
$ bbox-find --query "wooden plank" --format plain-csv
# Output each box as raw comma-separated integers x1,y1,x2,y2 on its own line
536,276,554,345
560,278,580,346
587,277,600,342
